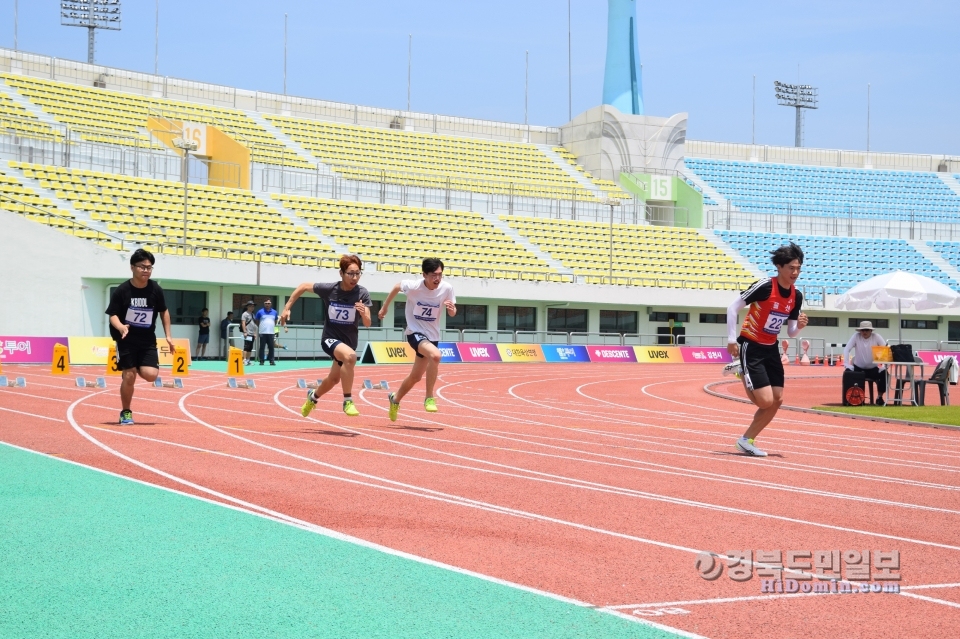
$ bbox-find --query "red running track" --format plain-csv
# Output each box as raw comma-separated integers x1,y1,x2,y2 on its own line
2,362,959,639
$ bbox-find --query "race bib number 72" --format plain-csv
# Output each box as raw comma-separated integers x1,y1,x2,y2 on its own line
125,307,154,328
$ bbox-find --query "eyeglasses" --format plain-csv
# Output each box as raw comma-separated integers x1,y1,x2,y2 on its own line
134,264,154,272
344,271,362,278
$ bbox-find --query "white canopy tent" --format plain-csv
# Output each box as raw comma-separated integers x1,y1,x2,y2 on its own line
834,271,960,342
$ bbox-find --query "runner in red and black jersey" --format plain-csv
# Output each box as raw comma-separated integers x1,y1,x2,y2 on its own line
726,243,809,457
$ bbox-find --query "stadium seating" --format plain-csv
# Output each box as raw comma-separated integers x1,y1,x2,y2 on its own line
0,90,60,140
685,158,960,222
2,74,308,168
503,216,755,288
273,194,559,279
12,162,334,261
718,231,959,292
263,114,615,200
927,241,960,274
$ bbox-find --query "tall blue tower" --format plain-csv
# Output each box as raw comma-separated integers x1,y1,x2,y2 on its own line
602,0,644,115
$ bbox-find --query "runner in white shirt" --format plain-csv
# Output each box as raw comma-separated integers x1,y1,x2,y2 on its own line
378,258,456,421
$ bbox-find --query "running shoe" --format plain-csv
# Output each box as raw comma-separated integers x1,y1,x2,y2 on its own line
388,393,400,422
722,362,742,378
736,437,768,457
424,397,438,413
343,399,360,417
119,410,134,426
301,390,317,417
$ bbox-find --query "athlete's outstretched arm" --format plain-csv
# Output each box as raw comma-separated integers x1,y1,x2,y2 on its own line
280,282,314,325
161,309,175,351
726,297,746,357
377,283,402,321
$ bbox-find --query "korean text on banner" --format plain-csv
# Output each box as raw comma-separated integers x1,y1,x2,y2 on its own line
0,336,69,364
496,344,545,363
541,344,590,363
158,339,193,367
679,347,732,364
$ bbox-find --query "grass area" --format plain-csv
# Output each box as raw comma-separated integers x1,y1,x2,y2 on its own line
815,404,960,427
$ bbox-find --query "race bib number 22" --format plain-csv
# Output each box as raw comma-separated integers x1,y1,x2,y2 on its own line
763,311,788,335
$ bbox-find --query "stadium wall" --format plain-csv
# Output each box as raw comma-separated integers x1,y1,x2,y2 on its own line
3,210,953,354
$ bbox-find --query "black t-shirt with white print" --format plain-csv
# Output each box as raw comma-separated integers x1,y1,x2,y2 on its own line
313,282,372,350
106,279,168,349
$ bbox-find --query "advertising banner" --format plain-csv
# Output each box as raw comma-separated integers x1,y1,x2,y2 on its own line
586,345,638,363
541,344,591,363
0,336,69,364
916,351,959,366
456,343,502,363
679,346,733,364
496,344,545,363
438,342,462,363
68,336,115,365
364,341,417,364
634,345,684,363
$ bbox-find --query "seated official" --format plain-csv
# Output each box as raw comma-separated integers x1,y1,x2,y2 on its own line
844,320,887,405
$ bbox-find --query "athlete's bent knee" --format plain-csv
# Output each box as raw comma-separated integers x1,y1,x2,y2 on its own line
139,367,159,382
427,351,441,365
342,351,357,366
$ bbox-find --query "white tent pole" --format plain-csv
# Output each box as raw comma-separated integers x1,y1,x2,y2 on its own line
898,298,902,343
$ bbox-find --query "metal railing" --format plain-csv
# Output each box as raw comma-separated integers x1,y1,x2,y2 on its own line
375,261,576,283
686,140,960,173
0,46,559,145
706,200,960,240
0,191,126,248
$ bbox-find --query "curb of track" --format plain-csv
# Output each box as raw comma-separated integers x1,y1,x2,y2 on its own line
703,378,960,432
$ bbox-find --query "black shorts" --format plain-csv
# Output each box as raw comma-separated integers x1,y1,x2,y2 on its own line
243,337,255,351
738,339,784,391
321,338,348,366
117,344,160,371
406,332,439,358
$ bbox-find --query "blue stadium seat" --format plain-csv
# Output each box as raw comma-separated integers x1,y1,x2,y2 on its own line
685,159,960,222
717,231,960,293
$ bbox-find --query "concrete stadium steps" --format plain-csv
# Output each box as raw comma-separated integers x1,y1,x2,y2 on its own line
699,228,765,280
910,239,960,286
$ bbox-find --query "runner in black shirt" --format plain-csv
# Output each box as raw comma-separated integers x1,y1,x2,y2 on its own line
105,249,175,425
281,255,372,418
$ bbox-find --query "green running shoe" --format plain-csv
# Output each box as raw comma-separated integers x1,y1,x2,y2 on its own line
388,393,400,422
343,399,360,417
301,390,317,417
119,409,134,425
424,397,438,413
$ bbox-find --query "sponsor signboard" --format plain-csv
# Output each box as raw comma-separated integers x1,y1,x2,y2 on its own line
496,344,545,363
0,336,69,363
680,346,733,364
916,351,958,366
456,343,502,362
587,345,638,363
438,342,462,363
541,344,591,363
363,341,417,364
634,345,684,363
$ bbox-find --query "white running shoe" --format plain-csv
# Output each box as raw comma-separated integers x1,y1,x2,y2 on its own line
736,437,768,457
722,362,742,378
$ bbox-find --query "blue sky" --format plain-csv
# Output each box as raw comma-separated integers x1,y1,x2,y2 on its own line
3,1,958,155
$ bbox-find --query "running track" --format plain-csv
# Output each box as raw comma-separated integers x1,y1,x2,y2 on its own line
1,362,959,638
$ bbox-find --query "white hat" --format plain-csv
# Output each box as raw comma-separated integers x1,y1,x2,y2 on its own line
858,320,874,330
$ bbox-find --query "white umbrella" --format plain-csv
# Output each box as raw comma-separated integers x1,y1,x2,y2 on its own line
834,270,960,342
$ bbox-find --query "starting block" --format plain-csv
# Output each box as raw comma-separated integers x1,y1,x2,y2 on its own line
0,376,26,388
363,379,390,390
227,378,256,390
76,376,107,389
153,377,184,389
297,379,324,389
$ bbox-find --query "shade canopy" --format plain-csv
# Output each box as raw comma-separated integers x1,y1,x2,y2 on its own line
834,271,960,312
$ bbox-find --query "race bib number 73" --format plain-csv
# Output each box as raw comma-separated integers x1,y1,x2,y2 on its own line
328,302,356,324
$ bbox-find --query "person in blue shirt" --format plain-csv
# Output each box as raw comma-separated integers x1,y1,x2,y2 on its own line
255,300,279,366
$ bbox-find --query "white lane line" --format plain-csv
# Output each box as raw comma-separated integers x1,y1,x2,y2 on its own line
0,405,64,422
895,592,960,609
430,375,960,490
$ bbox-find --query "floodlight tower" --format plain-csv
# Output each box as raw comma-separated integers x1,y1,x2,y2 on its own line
61,0,122,65
774,81,818,147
